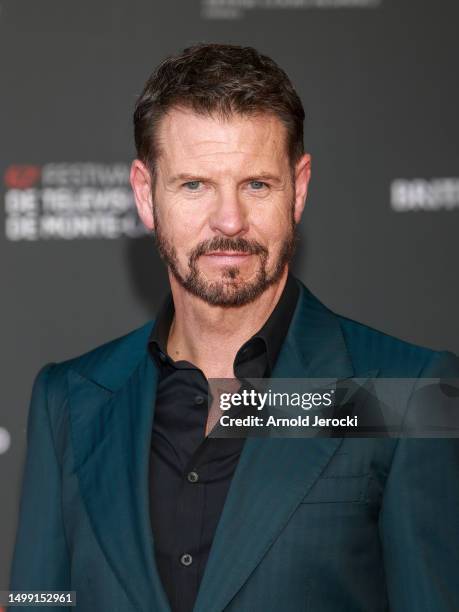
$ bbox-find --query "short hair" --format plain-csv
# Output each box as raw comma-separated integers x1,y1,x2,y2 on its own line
133,42,305,177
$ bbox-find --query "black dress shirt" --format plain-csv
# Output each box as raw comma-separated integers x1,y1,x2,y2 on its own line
148,273,299,612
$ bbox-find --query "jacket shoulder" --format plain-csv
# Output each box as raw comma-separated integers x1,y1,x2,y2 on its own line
47,319,155,393
335,312,458,377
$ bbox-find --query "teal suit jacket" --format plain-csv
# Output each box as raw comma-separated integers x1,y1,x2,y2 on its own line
9,279,459,611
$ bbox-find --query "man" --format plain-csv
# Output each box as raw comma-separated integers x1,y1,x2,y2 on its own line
9,43,459,612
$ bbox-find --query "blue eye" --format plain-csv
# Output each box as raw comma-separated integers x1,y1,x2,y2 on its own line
249,181,267,190
184,181,201,190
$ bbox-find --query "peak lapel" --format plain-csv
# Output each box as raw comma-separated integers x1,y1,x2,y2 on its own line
193,281,354,612
68,354,170,612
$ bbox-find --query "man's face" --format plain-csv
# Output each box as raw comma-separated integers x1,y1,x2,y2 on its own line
132,107,310,306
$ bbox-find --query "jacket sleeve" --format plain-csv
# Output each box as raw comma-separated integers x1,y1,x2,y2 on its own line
8,363,71,611
379,351,459,611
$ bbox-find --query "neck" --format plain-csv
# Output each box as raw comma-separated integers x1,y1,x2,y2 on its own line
166,268,289,379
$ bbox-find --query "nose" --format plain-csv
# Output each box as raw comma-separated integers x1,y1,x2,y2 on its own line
208,186,249,237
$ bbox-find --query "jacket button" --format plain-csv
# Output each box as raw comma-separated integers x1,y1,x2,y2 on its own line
180,553,193,567
194,395,205,405
187,471,199,483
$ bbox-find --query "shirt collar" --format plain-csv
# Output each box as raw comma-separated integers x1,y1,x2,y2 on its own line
148,272,299,378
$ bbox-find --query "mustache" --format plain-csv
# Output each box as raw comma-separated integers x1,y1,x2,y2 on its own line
189,237,268,262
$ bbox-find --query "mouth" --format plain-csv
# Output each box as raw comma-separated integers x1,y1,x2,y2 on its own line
202,251,253,265
206,251,252,256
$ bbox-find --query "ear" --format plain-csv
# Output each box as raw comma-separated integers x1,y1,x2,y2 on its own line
130,159,155,230
293,153,311,225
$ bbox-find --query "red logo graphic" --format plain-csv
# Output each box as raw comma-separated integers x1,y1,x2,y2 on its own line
4,165,41,189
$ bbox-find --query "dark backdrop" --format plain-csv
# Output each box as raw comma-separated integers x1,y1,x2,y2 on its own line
1,0,458,589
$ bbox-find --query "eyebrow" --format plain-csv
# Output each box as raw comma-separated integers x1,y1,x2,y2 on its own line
167,172,283,185
245,172,282,185
167,173,209,185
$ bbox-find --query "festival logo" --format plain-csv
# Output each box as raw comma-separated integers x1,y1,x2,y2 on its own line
0,427,10,455
391,178,459,212
201,0,382,20
3,162,149,241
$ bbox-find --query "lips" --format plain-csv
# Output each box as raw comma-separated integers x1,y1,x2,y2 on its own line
205,251,252,256
203,252,252,264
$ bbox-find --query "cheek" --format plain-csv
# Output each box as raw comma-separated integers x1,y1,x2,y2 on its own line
161,199,203,238
250,203,293,246
160,202,208,261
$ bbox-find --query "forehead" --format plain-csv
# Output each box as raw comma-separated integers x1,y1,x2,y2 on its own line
155,107,289,172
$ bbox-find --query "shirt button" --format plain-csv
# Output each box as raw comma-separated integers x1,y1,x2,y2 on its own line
180,553,193,567
194,395,205,405
187,471,199,483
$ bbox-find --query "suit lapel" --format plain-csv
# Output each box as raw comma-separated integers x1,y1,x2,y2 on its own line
193,281,355,612
67,281,355,612
68,353,171,612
